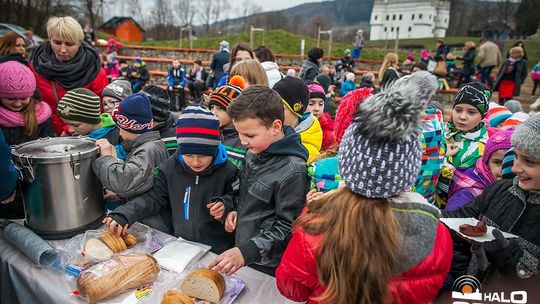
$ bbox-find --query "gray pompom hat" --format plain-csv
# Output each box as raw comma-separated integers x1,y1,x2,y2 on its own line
338,71,437,198
511,113,540,161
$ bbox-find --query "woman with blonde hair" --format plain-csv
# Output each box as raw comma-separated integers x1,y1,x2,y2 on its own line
229,59,269,87
29,16,108,135
494,46,528,104
378,52,400,88
276,72,452,304
0,31,27,64
457,41,477,84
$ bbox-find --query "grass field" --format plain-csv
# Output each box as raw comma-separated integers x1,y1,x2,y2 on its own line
102,29,540,64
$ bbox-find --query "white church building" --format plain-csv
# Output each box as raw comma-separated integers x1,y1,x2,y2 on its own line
369,0,451,40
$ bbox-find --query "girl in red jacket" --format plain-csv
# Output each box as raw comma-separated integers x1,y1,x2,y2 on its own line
276,71,453,304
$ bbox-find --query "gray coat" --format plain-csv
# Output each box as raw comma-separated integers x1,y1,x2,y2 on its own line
92,131,168,198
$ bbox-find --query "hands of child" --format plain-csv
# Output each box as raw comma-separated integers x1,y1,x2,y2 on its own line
102,216,128,237
95,139,114,157
0,192,16,204
306,189,323,204
208,247,245,276
224,211,237,232
207,201,225,220
447,143,460,157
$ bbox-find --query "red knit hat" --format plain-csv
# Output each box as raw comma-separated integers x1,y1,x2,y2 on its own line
334,87,373,143
0,61,36,99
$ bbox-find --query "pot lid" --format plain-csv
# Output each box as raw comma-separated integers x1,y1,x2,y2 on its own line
11,137,98,161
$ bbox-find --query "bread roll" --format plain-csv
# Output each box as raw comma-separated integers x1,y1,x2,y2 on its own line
84,238,113,260
180,269,225,303
101,232,127,252
76,253,160,303
122,233,138,247
161,290,195,304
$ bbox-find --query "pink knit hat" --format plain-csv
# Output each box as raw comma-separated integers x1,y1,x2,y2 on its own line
483,129,514,164
0,61,36,99
421,50,430,58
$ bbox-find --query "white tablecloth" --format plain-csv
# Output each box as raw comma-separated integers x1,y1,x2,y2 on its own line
0,224,300,304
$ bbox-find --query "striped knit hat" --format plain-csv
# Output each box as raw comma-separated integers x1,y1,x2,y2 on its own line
208,83,243,110
486,104,512,127
57,88,101,124
176,105,221,156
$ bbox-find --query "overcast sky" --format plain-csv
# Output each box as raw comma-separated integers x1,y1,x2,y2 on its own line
119,0,329,22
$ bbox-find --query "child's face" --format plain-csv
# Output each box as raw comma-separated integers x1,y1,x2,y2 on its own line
120,63,128,68
134,62,141,68
307,98,324,119
103,96,120,114
452,104,482,131
172,60,180,68
513,148,540,191
487,149,507,181
1,97,30,112
183,154,213,172
234,117,282,154
62,118,98,135
235,50,251,63
209,105,232,128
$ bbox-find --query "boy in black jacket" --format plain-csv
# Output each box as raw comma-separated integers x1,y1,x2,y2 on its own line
103,105,237,253
208,85,310,276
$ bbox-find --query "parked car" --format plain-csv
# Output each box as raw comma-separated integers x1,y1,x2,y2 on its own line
0,23,45,46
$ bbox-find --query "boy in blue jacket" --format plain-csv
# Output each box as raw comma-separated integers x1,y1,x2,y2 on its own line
103,105,237,253
167,59,187,111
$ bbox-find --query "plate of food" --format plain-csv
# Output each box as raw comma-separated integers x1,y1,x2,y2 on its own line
440,217,518,242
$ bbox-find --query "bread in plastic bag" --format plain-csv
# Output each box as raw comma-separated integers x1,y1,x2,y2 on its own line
76,253,160,303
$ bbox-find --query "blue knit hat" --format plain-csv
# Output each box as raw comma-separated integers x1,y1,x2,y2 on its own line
176,105,221,156
114,93,153,134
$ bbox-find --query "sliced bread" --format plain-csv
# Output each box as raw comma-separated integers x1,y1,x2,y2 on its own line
84,238,113,260
180,269,225,303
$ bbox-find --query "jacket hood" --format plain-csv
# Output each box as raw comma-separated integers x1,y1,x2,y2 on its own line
263,126,308,161
261,61,279,72
176,143,229,174
122,130,161,152
221,127,238,140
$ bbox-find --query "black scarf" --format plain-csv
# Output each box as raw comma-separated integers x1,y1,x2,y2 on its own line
31,41,102,90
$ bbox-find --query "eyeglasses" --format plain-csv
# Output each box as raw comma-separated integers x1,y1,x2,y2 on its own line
104,99,119,109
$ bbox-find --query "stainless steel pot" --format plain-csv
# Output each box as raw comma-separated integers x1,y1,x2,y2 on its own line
11,137,105,239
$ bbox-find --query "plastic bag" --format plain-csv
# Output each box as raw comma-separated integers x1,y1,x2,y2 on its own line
160,262,245,304
80,223,161,261
75,253,160,303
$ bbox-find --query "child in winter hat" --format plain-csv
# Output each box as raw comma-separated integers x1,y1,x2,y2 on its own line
446,129,514,211
103,104,237,253
0,61,54,146
102,79,132,114
486,104,512,128
512,113,540,162
274,76,323,164
93,92,168,199
504,99,523,114
208,76,247,170
58,88,120,144
339,72,356,96
277,71,452,304
307,82,336,151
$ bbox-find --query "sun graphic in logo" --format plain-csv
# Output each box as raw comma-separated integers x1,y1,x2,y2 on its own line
451,275,482,300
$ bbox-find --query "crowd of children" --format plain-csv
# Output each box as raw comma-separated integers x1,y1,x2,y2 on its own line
2,17,540,303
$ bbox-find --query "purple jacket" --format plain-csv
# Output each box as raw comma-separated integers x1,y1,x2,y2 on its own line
446,167,489,211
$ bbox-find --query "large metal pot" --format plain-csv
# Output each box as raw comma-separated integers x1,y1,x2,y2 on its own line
11,137,105,239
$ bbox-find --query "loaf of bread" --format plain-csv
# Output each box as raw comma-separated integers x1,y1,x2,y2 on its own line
76,253,160,303
161,290,195,304
180,269,225,303
84,238,113,260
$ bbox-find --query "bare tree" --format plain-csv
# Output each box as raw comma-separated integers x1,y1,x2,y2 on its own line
495,0,518,27
126,0,145,29
150,0,174,40
241,0,262,32
210,0,230,33
175,0,196,27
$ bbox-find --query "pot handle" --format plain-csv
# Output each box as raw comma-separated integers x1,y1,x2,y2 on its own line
70,153,81,180
14,154,35,183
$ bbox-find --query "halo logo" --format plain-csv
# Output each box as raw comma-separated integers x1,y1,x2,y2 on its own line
451,275,528,304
